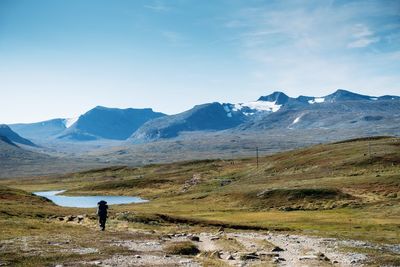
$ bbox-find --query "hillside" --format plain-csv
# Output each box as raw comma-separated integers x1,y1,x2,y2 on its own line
238,100,400,131
0,137,106,178
130,90,400,143
61,136,400,212
58,106,166,141
10,118,67,140
0,124,36,147
130,102,247,142
1,136,399,266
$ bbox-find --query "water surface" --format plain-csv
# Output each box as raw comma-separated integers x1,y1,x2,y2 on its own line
34,190,148,208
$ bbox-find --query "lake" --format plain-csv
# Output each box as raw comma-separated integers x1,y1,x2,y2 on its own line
34,190,148,208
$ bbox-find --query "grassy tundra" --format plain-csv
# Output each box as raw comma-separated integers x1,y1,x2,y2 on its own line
0,136,399,266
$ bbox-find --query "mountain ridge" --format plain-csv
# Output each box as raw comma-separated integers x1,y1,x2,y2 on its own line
6,89,400,143
0,124,37,147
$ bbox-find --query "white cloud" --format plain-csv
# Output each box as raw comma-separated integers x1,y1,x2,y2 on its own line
144,1,170,12
347,37,380,48
347,24,380,48
222,1,400,96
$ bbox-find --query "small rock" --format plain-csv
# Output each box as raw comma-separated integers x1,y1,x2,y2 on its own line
240,252,259,260
188,236,200,242
220,179,232,187
317,252,330,261
134,255,141,258
210,236,220,241
333,260,339,264
271,246,284,252
299,255,319,260
273,257,286,263
210,251,221,259
259,252,279,258
226,254,235,260
65,215,76,222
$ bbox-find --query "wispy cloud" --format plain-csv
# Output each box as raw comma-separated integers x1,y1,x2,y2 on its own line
347,24,379,48
144,1,171,12
222,0,400,95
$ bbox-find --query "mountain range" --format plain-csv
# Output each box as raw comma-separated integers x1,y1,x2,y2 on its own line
1,88,399,177
10,106,165,141
130,89,400,142
5,89,400,145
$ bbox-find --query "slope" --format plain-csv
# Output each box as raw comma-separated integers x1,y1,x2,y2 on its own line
59,106,166,141
0,124,37,147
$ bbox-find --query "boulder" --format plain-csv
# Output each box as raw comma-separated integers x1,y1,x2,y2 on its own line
271,246,284,252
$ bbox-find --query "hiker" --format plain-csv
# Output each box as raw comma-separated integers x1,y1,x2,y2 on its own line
97,200,108,231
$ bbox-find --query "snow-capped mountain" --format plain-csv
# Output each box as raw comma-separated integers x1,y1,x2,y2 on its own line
8,89,400,143
10,107,165,141
130,89,400,142
131,102,247,142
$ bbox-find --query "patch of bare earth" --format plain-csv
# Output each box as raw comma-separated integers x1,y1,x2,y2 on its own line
82,230,376,267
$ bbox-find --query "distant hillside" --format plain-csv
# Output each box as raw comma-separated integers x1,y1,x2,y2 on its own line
58,106,166,141
130,90,400,142
6,89,400,145
130,102,247,142
237,100,400,132
0,135,18,147
0,136,45,163
10,118,67,140
0,125,36,147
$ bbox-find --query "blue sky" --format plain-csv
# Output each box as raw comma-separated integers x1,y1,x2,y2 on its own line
0,0,399,123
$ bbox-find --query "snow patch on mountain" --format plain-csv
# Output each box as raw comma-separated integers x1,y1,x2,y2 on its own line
64,117,79,128
233,100,282,113
292,116,302,124
308,98,325,104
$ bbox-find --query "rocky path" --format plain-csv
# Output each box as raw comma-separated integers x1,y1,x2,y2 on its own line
3,216,396,267
82,229,384,267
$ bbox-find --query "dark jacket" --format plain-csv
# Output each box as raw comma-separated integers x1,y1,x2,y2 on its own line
97,201,108,217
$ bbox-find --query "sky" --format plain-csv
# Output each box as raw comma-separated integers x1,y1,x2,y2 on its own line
0,0,399,123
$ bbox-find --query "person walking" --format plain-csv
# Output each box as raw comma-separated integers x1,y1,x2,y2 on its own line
97,200,108,231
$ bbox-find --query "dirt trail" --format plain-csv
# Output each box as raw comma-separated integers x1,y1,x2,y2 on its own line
82,230,382,267
3,219,393,267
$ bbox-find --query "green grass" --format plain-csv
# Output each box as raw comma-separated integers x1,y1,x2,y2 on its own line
1,137,399,265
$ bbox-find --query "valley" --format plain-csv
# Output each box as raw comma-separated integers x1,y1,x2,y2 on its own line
1,90,400,178
3,0,400,265
1,137,399,266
